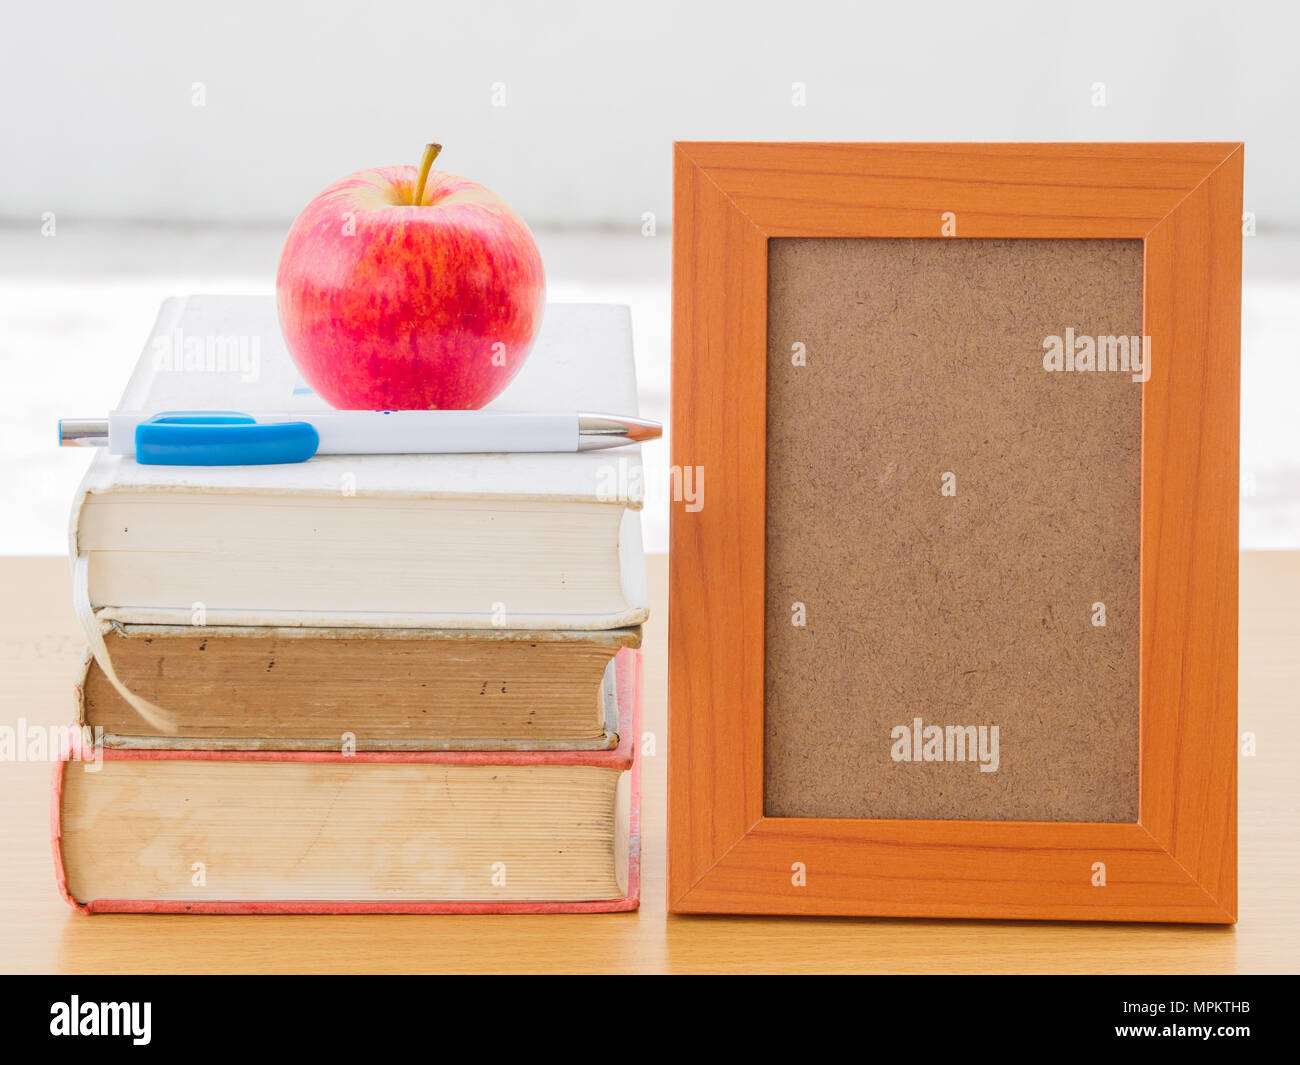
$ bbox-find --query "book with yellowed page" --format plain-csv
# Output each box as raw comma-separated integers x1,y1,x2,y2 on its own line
80,624,639,750
55,649,641,914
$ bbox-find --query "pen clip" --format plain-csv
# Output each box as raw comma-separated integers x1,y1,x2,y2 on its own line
135,411,320,466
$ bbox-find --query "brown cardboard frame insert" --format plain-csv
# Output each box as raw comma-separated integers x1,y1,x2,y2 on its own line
763,237,1142,822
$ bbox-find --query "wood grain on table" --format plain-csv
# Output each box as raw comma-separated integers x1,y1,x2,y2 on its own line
0,554,1295,973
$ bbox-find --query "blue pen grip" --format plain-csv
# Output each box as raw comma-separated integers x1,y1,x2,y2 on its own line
136,415,319,465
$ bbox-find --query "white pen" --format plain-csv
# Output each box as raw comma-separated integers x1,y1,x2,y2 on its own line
58,409,662,465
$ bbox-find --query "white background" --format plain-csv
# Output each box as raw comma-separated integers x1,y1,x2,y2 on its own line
1,0,1297,552
3,0,1297,227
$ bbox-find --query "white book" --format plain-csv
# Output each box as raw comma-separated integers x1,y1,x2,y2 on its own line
70,296,648,632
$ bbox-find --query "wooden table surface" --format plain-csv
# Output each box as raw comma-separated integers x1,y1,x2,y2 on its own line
1,553,1296,974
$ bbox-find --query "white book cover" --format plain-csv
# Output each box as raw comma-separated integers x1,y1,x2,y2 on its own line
70,296,648,639
75,295,645,504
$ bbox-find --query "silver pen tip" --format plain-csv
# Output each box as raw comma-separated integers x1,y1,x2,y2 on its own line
59,418,110,447
576,414,662,450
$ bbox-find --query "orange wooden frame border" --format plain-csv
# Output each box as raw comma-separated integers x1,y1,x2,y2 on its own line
668,143,1242,922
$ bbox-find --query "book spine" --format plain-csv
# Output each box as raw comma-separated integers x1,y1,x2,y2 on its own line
50,759,89,915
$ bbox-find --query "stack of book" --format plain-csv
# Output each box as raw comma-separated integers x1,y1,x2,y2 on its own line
54,295,645,913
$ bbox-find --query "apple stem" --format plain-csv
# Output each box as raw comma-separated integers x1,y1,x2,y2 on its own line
412,143,442,206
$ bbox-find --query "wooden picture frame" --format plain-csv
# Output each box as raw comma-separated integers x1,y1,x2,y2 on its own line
668,142,1242,922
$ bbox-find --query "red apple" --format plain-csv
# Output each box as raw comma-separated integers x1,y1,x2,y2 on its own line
276,144,545,410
